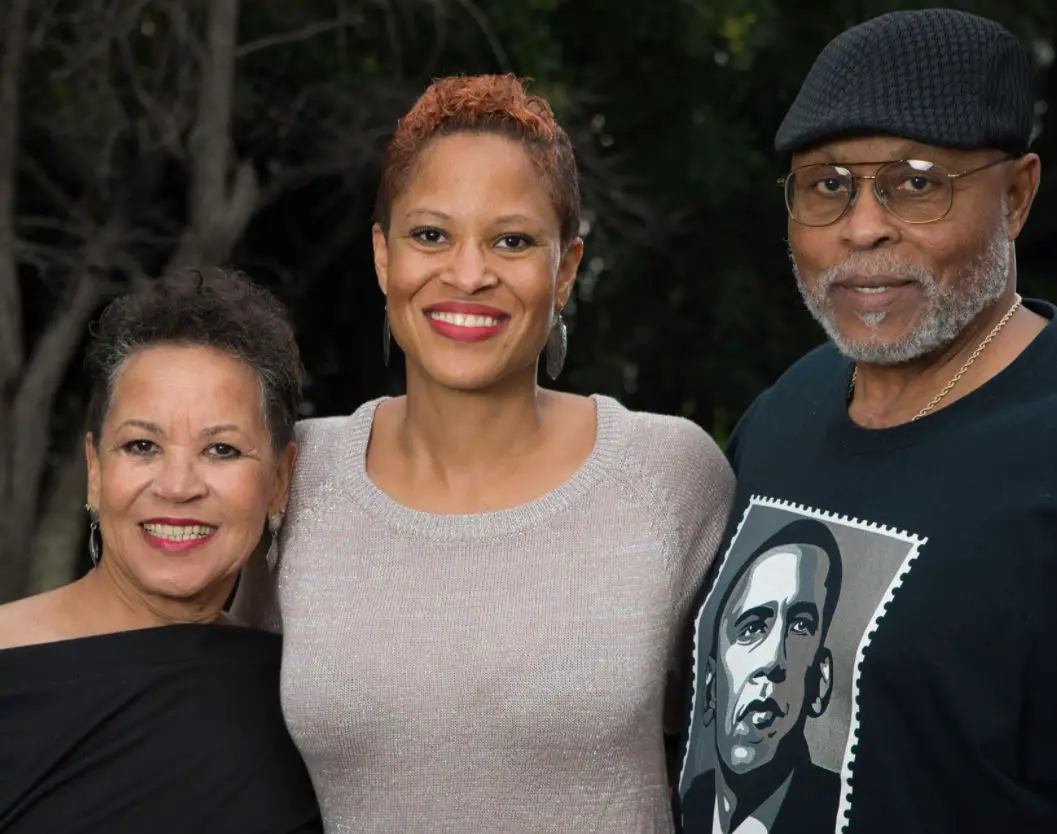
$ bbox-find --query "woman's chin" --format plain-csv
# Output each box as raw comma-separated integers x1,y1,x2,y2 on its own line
417,359,535,393
136,565,236,605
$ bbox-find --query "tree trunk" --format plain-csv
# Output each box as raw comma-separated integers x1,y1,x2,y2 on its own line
168,0,259,273
0,0,261,601
0,274,100,602
28,437,88,594
0,0,30,603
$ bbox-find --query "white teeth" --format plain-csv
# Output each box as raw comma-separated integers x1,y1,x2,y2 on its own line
853,286,889,294
142,523,216,542
427,311,501,327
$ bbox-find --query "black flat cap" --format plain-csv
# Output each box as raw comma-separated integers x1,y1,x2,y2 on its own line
775,9,1035,155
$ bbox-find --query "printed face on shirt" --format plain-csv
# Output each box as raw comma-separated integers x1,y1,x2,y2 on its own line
709,543,835,774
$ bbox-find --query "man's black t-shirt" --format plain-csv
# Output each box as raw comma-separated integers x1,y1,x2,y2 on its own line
677,299,1057,834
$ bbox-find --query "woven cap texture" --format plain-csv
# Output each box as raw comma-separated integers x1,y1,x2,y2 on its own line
775,9,1034,155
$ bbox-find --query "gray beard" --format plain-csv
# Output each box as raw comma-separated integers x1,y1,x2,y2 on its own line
789,219,1012,365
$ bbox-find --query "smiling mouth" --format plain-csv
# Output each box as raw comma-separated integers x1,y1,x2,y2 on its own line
834,277,915,293
141,522,217,543
423,309,509,343
425,311,505,328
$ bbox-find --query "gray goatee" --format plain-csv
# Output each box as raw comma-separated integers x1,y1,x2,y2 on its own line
789,218,1012,365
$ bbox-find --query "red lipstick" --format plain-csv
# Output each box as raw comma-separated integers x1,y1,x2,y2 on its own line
422,302,509,343
140,518,218,553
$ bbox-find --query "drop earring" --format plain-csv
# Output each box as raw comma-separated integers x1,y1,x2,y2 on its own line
85,503,102,566
545,306,568,380
265,509,285,571
382,308,391,367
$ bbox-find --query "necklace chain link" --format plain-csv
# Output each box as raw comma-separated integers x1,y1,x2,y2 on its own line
849,294,1022,422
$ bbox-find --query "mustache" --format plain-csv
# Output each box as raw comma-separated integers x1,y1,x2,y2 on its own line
815,254,934,289
736,696,786,723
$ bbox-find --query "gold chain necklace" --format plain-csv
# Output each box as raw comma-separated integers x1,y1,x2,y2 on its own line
849,293,1022,422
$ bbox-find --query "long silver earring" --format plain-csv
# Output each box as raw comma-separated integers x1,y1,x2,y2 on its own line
265,509,285,571
545,307,568,380
85,503,102,566
382,308,391,367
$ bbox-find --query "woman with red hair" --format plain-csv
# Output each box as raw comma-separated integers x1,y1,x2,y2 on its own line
237,74,734,832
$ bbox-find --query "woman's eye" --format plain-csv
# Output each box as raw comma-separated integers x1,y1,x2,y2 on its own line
409,227,446,245
207,443,242,459
495,234,534,251
121,439,157,456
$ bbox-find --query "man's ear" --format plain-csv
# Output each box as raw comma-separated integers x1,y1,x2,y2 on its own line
1005,152,1041,241
808,648,834,718
701,656,718,728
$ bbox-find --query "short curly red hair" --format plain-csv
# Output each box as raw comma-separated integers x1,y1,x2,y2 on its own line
375,74,581,245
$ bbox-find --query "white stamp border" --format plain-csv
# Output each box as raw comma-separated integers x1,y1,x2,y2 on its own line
679,494,928,832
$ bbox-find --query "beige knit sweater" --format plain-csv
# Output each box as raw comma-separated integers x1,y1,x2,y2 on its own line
236,395,734,833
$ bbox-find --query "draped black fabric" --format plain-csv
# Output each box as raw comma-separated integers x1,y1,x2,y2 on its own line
0,624,322,834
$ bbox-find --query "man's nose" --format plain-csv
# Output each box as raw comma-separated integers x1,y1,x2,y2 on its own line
753,626,789,682
838,182,901,250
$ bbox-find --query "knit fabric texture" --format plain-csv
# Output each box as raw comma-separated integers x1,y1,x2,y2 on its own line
775,9,1035,154
234,395,735,833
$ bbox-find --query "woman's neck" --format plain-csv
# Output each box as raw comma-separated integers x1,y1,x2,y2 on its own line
67,564,232,635
394,366,553,484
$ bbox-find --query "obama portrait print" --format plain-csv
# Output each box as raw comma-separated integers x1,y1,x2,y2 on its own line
678,497,924,834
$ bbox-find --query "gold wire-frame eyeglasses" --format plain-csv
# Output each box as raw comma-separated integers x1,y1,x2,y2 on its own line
777,154,1019,227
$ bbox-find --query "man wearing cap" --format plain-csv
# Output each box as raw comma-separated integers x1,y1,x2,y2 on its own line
677,8,1057,834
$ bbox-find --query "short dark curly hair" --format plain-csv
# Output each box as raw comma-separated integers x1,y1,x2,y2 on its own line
85,267,304,454
375,74,581,245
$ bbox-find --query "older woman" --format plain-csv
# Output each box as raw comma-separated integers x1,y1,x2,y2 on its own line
237,75,734,832
0,269,322,833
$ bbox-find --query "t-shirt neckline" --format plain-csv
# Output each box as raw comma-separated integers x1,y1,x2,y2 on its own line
824,298,1057,454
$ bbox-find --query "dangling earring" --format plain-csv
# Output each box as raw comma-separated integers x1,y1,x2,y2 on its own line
545,305,568,380
85,503,102,566
265,509,285,571
382,308,391,367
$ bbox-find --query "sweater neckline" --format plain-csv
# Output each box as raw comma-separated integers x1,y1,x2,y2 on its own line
342,394,628,539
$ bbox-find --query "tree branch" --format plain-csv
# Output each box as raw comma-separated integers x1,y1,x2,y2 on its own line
20,154,90,225
451,0,512,72
168,158,259,272
234,15,362,59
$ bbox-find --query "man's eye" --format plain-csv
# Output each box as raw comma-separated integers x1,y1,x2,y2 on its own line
789,616,818,636
898,175,939,194
812,177,848,195
736,620,768,643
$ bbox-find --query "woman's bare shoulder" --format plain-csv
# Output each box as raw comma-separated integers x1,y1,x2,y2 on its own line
0,588,71,650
